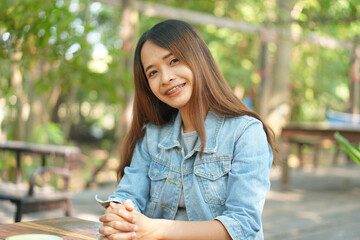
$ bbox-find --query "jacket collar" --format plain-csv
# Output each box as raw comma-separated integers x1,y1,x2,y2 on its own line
159,110,224,153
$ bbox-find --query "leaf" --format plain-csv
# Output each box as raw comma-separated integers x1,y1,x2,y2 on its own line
29,122,64,145
334,132,360,166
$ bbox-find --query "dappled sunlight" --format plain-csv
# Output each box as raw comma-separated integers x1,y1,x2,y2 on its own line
88,58,110,74
288,154,301,168
305,165,360,179
75,214,100,222
335,83,350,101
264,163,360,239
267,190,304,202
296,211,322,223
0,1,359,239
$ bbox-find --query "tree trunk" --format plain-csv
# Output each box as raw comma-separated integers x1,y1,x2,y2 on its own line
349,35,359,116
11,38,27,141
63,82,80,141
27,59,61,143
257,27,276,117
113,0,138,153
27,60,44,140
265,0,294,136
0,99,6,140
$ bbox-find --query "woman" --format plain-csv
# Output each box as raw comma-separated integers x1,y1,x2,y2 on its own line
98,19,276,240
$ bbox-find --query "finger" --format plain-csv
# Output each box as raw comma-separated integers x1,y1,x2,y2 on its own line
123,199,135,212
105,206,114,214
108,232,136,240
112,207,136,224
109,202,121,209
99,226,119,236
109,201,121,209
105,220,138,232
99,213,123,223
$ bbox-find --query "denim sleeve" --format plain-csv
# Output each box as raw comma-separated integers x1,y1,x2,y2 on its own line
106,131,151,213
215,119,273,240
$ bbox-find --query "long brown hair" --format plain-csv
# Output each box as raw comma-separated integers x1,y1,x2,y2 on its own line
117,19,277,182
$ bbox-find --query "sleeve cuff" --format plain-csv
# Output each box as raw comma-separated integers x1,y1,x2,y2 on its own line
215,215,246,240
95,195,141,212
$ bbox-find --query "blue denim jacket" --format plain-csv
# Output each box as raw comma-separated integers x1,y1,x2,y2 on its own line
105,111,273,240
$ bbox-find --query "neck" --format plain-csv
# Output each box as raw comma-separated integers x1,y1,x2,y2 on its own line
179,108,195,133
179,107,210,133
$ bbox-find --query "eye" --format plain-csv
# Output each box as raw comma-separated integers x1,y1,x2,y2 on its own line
148,70,157,78
170,58,179,65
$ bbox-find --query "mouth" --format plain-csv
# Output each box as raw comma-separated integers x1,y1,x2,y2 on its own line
166,83,186,95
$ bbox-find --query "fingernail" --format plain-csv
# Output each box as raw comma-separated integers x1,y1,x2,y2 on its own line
133,225,138,231
132,217,137,223
131,232,136,239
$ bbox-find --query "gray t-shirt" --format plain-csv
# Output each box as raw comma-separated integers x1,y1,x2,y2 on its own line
174,129,198,221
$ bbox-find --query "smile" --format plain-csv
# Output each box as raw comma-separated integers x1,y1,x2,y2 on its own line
166,83,185,95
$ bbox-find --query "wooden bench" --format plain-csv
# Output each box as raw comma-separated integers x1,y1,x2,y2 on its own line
0,141,81,222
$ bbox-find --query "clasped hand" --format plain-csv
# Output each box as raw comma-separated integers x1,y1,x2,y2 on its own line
99,200,157,240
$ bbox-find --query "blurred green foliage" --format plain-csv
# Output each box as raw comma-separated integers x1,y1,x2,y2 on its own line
1,0,358,143
335,132,360,166
30,122,65,145
0,0,359,186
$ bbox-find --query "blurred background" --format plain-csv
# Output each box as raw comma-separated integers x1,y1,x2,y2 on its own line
0,0,359,239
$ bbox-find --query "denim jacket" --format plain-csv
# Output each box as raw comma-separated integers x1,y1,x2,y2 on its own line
105,111,273,240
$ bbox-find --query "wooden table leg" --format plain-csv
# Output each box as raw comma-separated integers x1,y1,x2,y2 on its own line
14,201,23,222
15,151,21,184
281,140,290,191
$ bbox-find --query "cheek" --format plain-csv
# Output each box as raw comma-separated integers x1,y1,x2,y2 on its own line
148,81,160,97
183,67,194,83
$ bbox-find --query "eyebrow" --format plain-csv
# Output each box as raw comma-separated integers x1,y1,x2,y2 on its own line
144,52,173,73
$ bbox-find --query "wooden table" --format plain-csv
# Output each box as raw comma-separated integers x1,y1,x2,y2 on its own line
0,217,101,240
0,141,81,222
0,140,81,183
280,122,360,190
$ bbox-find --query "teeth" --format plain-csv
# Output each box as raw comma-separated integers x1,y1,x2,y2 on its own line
167,84,185,95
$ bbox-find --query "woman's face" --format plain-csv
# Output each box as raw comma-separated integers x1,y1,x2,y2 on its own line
141,40,194,113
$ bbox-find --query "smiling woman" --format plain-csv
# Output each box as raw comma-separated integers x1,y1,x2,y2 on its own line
141,41,194,121
97,19,277,240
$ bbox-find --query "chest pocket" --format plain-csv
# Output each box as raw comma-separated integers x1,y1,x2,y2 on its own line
194,156,231,205
148,158,170,201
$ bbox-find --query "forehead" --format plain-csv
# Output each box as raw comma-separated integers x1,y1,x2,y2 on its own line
140,41,171,67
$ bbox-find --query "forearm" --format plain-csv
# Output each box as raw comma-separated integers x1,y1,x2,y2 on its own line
153,219,232,240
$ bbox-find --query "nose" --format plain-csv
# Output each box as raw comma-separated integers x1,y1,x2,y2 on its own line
161,67,175,84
